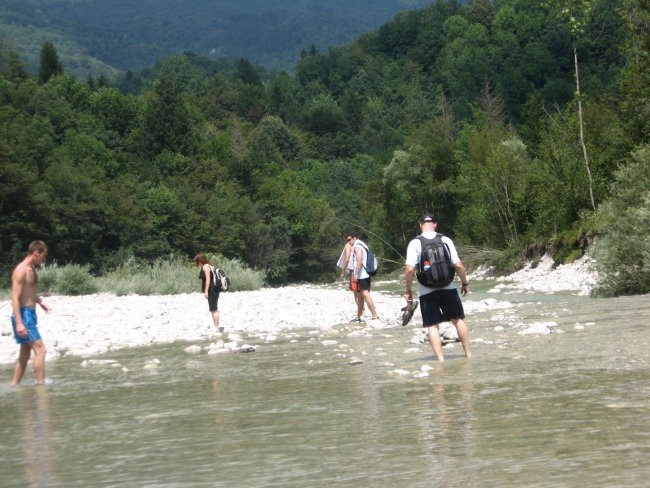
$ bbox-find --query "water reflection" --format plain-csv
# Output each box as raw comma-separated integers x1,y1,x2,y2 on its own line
20,387,59,487
0,292,646,487
415,362,477,480
349,356,385,452
212,377,225,431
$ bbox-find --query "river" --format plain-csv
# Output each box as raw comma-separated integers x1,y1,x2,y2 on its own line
0,282,648,487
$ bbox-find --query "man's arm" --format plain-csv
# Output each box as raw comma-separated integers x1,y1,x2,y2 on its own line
339,244,352,279
454,261,469,296
11,267,28,336
36,295,50,313
352,246,363,281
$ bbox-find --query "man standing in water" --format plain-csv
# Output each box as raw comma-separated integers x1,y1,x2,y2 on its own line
405,214,472,361
11,240,50,385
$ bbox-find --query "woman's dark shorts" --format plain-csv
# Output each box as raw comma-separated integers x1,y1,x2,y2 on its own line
208,287,220,312
357,277,372,291
420,289,465,327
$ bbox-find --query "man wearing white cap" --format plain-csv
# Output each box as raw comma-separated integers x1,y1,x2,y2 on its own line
405,213,472,361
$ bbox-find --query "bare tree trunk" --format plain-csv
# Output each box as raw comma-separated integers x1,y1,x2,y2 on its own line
573,41,596,210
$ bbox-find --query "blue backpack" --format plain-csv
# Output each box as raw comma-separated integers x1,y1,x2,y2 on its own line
359,243,379,276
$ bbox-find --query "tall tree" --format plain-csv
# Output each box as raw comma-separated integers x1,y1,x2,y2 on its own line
233,58,262,86
38,42,63,84
544,0,596,210
618,0,650,143
139,76,193,157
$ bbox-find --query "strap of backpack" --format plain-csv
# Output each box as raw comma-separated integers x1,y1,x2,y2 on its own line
416,234,446,266
356,242,370,270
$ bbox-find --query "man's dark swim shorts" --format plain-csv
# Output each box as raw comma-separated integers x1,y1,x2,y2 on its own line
420,289,464,327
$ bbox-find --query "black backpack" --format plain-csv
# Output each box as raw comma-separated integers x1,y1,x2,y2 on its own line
211,266,230,291
416,234,455,288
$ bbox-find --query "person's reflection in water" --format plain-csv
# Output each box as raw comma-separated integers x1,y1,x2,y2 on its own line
212,378,226,431
417,361,477,480
21,387,59,487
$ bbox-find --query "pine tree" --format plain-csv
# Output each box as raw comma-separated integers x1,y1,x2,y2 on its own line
38,42,63,84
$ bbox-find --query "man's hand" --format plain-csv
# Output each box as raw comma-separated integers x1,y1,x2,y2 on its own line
16,323,28,337
405,265,415,303
460,283,469,296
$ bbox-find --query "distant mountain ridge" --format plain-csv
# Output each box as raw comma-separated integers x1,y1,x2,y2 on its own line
0,0,433,77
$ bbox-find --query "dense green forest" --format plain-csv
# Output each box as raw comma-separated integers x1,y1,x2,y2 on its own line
0,0,648,295
0,0,433,76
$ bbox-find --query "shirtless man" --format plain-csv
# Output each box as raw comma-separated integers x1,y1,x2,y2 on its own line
10,240,50,385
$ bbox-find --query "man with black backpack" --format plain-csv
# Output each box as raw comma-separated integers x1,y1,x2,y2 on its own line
404,213,472,362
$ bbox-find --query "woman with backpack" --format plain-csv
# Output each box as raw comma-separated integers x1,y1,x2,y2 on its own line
193,252,221,333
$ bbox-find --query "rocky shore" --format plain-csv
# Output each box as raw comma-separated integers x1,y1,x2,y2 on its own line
0,255,599,368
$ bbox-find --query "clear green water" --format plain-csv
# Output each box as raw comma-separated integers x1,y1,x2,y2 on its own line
1,287,648,487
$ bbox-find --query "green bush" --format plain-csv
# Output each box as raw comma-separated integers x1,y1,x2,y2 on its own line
97,254,198,295
24,255,266,297
97,253,266,295
210,255,266,291
37,262,60,294
592,145,650,297
32,254,266,296
39,263,98,295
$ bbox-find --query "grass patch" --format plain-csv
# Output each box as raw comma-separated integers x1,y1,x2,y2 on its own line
30,254,266,296
39,263,98,295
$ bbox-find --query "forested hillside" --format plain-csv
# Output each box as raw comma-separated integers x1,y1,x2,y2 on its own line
0,0,432,76
0,0,648,295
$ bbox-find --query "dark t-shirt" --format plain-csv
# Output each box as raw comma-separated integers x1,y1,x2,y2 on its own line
199,267,220,311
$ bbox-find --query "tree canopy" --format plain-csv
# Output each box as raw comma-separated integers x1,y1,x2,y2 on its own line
0,0,647,295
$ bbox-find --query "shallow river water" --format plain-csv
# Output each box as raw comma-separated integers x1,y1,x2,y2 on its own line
1,283,649,487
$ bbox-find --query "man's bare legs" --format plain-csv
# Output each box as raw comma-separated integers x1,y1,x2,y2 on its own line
451,318,472,359
358,290,379,319
11,344,31,385
12,341,46,385
427,325,445,362
355,291,364,320
427,319,472,362
354,293,365,316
